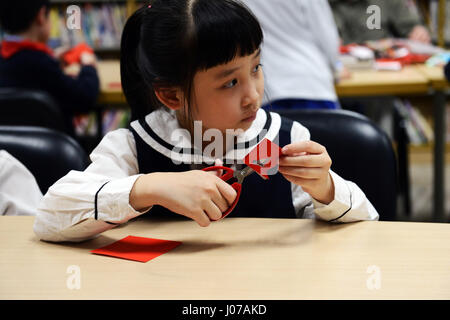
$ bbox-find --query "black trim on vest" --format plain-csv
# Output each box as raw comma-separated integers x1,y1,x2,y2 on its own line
138,118,197,155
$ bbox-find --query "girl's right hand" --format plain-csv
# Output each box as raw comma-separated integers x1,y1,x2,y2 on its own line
130,170,237,227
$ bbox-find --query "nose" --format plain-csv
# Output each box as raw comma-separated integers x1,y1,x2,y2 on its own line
241,80,260,111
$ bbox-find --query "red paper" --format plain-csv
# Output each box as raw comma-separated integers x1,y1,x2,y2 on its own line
91,235,182,263
243,138,282,179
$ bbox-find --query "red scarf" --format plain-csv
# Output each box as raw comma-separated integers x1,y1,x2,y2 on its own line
0,40,53,59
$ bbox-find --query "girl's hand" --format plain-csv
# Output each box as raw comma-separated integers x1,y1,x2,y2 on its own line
130,170,237,227
278,141,335,204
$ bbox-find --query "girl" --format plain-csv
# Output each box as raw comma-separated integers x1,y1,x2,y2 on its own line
34,0,378,243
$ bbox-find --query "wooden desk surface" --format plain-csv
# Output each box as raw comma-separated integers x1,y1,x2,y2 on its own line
1,216,449,300
335,66,429,97
415,65,450,90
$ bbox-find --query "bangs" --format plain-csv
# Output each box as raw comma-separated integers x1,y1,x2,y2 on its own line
191,0,263,70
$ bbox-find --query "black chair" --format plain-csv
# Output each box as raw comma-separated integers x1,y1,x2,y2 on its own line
0,87,69,133
271,109,397,221
0,126,90,194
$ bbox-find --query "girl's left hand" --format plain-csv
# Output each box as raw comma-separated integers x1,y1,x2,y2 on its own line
278,140,334,204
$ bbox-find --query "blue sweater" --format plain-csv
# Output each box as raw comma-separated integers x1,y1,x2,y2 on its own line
0,48,100,131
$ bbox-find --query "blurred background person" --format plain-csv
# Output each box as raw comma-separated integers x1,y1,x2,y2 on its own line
329,0,432,138
329,0,431,45
243,0,341,110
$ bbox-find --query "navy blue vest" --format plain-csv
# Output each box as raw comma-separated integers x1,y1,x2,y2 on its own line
129,110,296,219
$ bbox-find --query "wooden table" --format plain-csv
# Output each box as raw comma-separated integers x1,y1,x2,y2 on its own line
1,216,449,300
335,66,429,97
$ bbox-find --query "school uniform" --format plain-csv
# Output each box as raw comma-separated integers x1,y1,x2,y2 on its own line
0,35,100,133
34,108,379,242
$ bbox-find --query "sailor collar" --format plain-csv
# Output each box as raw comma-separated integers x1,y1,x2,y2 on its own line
130,108,282,164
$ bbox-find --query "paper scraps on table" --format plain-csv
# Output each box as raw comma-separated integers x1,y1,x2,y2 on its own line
91,235,182,263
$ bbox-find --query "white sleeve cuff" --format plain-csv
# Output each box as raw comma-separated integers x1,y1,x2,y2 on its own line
95,174,150,223
311,170,352,222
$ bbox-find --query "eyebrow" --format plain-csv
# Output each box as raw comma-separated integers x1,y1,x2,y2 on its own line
214,49,261,80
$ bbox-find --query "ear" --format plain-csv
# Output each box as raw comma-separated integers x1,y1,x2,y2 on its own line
154,87,184,111
35,6,48,26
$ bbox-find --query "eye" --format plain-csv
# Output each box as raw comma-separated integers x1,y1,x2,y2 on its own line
223,79,238,89
253,63,262,73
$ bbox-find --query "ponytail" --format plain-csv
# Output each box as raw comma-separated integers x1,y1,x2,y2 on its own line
120,7,156,121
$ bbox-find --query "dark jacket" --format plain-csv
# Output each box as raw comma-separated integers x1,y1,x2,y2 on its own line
0,47,99,132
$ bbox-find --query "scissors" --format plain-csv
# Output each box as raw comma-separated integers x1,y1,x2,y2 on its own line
202,158,269,219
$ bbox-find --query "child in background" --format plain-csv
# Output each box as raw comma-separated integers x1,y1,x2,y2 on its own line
34,0,378,243
0,1,99,134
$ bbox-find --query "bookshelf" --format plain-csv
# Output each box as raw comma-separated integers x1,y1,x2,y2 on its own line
48,0,141,59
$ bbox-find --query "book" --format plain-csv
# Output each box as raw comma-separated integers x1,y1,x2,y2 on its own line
48,3,128,51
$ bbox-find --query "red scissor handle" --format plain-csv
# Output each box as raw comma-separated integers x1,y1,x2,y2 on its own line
202,166,242,219
202,166,234,180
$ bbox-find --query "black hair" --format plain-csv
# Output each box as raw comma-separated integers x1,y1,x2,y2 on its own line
0,1,50,34
120,0,263,122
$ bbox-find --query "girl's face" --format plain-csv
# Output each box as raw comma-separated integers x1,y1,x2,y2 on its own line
190,48,264,134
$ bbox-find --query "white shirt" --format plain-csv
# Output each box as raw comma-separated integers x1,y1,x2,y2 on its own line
0,150,42,216
34,109,378,242
243,0,340,102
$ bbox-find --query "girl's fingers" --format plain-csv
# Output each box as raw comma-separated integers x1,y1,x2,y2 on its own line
281,173,321,190
203,200,223,221
216,179,238,207
279,153,328,168
188,209,211,227
278,166,325,179
282,140,326,156
211,190,231,213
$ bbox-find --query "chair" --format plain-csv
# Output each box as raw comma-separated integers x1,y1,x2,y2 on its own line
0,126,90,194
0,87,69,133
271,109,397,221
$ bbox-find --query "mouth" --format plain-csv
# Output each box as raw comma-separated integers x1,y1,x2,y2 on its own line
242,111,258,122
